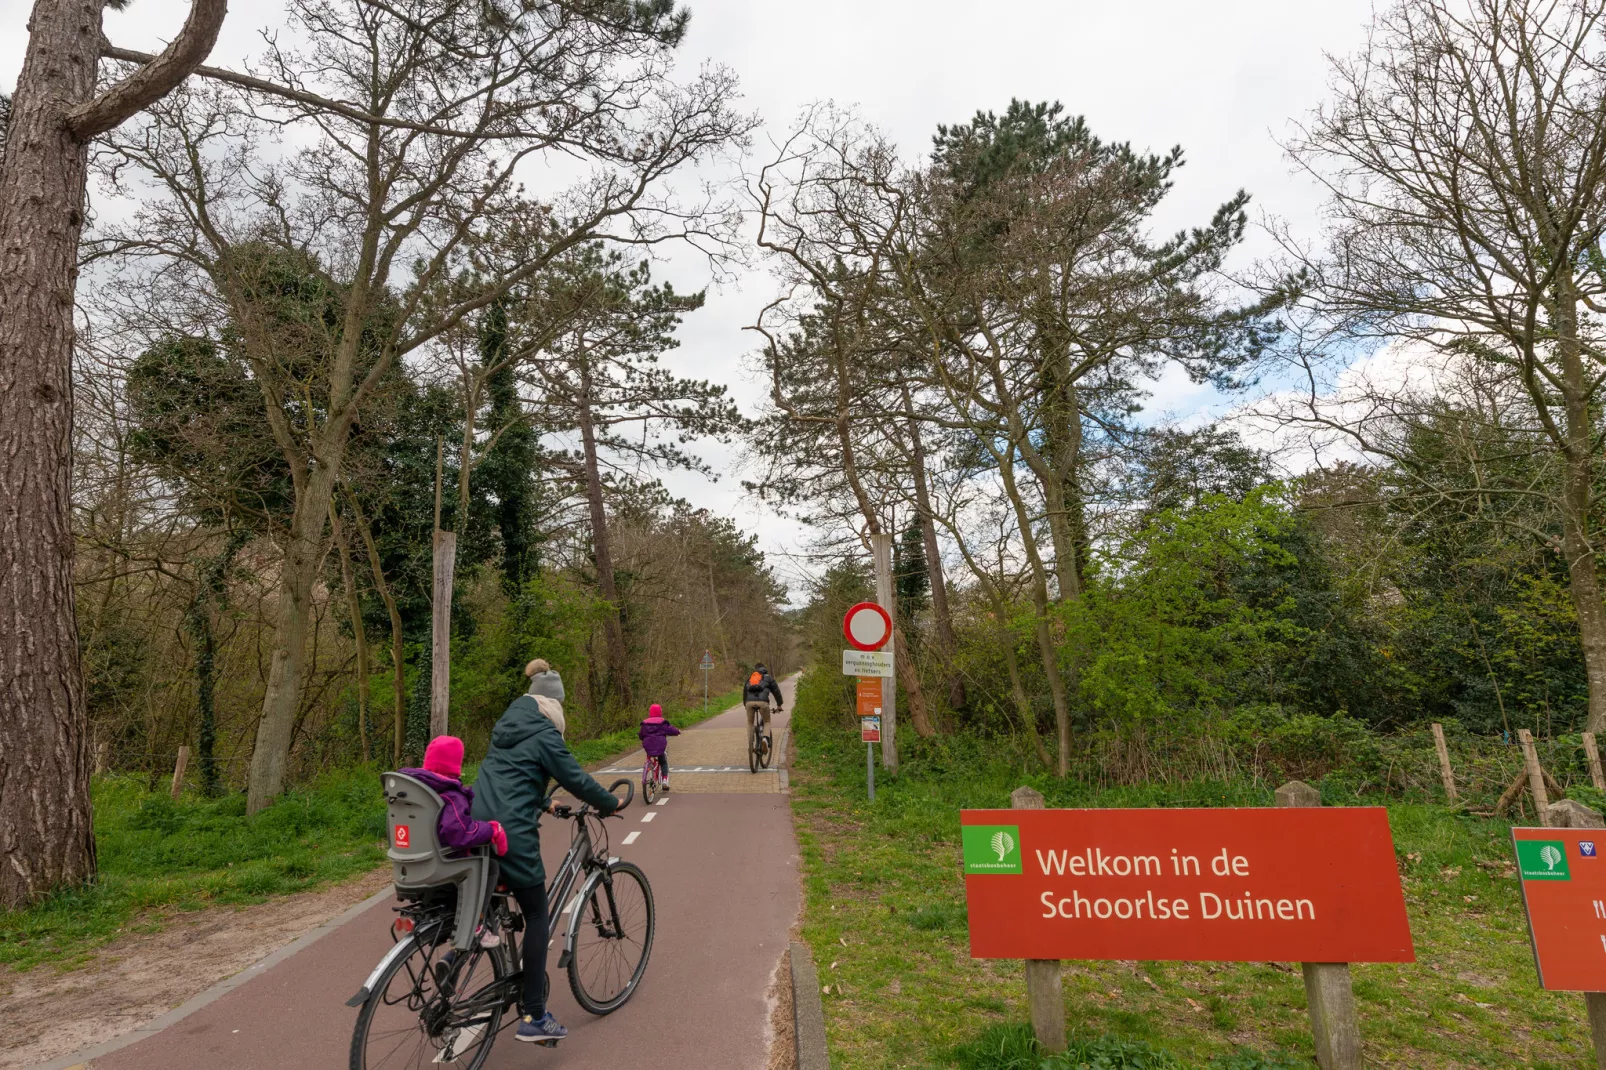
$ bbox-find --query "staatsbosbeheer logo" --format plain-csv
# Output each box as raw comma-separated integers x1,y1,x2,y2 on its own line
962,825,1022,875
1516,839,1570,881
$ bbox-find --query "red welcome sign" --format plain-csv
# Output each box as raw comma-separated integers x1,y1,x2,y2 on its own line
960,807,1413,963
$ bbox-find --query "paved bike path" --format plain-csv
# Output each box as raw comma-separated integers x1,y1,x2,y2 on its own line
79,681,801,1069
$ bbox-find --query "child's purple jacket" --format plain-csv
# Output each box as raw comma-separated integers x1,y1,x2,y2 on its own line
400,768,496,852
638,717,680,758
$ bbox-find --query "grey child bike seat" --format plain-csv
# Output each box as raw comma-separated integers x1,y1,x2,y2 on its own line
383,771,489,951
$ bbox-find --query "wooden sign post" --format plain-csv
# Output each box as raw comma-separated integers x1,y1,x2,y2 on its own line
1431,723,1458,803
1010,785,1064,1054
1277,780,1364,1070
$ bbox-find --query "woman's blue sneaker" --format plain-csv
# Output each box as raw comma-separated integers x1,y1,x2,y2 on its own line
515,1011,567,1045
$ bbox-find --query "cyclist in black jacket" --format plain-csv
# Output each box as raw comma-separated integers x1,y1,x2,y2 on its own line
743,663,783,729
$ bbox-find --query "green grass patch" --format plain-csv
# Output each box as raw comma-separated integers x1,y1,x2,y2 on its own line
0,766,389,972
567,685,745,766
787,669,1597,1068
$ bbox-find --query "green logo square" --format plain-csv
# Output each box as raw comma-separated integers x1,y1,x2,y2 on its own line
963,825,1022,875
1516,839,1571,881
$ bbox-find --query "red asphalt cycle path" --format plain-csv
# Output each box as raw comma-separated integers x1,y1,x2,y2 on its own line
82,681,801,1070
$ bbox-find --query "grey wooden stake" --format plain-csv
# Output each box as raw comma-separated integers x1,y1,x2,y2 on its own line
95,741,108,776
170,745,190,799
1011,785,1064,1053
1430,723,1458,802
1584,732,1606,792
870,532,898,773
1276,780,1364,1070
1517,729,1552,824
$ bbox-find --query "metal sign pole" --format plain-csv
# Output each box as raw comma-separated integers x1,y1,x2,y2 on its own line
867,742,875,802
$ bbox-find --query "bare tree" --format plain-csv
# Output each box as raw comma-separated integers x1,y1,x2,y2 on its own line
96,0,748,810
0,0,229,907
1282,0,1606,733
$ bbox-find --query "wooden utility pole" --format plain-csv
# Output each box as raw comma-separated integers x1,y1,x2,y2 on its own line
870,532,898,773
1012,785,1064,1053
1518,729,1552,825
1431,723,1458,802
1277,780,1364,1070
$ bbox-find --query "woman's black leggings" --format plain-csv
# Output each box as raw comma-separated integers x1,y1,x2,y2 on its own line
510,883,550,1017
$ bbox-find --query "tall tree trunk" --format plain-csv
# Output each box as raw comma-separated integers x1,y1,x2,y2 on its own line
0,0,226,901
0,0,104,909
996,445,1073,774
903,397,963,710
332,510,371,763
1556,278,1606,735
186,528,246,794
246,463,336,812
348,489,406,766
577,366,632,710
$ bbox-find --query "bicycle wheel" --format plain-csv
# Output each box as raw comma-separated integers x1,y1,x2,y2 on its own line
566,860,655,1015
748,718,760,773
759,728,774,769
642,760,658,805
349,930,509,1070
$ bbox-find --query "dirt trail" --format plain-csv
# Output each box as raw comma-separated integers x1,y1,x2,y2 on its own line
1,868,391,1070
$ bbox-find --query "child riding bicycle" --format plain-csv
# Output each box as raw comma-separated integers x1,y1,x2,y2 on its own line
638,703,680,792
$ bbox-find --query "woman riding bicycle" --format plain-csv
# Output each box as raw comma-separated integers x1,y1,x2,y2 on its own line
471,659,620,1045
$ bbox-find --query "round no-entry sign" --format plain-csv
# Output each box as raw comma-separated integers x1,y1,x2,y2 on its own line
842,601,892,651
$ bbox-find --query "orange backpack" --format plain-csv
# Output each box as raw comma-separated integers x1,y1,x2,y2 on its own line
749,671,763,687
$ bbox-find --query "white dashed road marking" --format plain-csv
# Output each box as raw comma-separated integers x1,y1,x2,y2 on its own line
641,812,656,823
656,798,668,806
622,831,641,845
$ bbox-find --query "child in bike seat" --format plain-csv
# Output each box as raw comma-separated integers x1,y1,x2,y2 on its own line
638,703,680,793
402,735,507,945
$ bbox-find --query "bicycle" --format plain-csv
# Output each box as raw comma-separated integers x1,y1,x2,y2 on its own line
748,700,775,774
641,753,667,804
347,779,654,1068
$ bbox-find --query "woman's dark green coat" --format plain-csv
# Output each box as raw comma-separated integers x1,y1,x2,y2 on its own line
470,695,618,889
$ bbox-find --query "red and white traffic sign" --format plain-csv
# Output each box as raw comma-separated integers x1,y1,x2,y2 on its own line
842,601,892,651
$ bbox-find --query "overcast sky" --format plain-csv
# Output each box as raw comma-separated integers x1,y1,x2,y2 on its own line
1,0,1382,600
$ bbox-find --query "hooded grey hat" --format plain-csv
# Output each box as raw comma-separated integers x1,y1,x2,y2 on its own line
524,659,567,734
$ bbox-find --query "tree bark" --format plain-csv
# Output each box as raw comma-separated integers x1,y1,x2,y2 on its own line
1555,278,1606,736
577,361,632,710
245,463,335,812
349,491,407,767
331,509,371,764
903,399,962,710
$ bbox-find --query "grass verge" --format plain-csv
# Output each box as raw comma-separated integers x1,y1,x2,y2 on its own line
0,766,388,972
2,685,746,974
787,669,1596,1068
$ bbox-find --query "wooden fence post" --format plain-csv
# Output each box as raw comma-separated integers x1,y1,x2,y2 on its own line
1584,732,1606,793
95,742,108,776
1430,723,1457,803
170,746,190,799
1276,780,1364,1070
1517,730,1552,825
1011,785,1064,1053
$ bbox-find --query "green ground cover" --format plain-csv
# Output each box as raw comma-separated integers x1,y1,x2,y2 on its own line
1,686,742,973
788,670,1598,1068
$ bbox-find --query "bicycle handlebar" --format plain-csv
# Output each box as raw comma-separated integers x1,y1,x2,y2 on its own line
542,778,633,820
